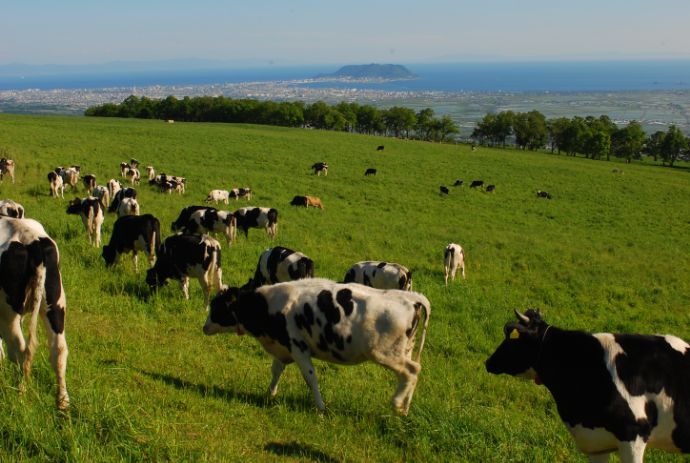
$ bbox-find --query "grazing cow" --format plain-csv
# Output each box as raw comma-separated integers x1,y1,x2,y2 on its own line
108,187,137,213
180,208,237,244
171,205,215,232
146,166,155,181
91,185,110,210
151,174,186,194
146,234,223,306
203,278,431,415
376,145,385,151
102,214,161,270
290,195,308,207
440,186,449,195
305,196,324,209
0,158,16,183
343,261,412,290
443,243,465,285
59,167,80,191
536,190,552,199
453,179,463,187
312,162,328,176
129,158,140,169
206,189,230,204
486,184,496,193
470,180,484,189
0,217,69,409
486,310,690,463
365,168,377,176
107,178,122,199
120,162,130,177
48,172,64,198
82,174,96,193
127,167,141,185
0,199,25,218
233,207,278,239
248,246,315,288
229,188,252,201
117,197,140,217
66,197,104,246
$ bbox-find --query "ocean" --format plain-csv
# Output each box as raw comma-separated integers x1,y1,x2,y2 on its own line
1,60,690,93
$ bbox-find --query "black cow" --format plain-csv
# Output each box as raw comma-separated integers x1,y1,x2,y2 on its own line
102,214,161,270
146,234,223,307
440,186,449,195
470,180,484,189
453,180,463,186
108,187,137,213
82,174,96,193
290,195,308,207
365,168,377,176
376,145,385,151
486,309,690,462
486,185,496,193
311,162,328,176
248,246,314,288
233,207,278,239
537,190,552,199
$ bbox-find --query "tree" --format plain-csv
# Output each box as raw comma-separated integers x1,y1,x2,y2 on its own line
383,106,416,138
611,121,645,162
645,131,665,161
583,129,611,160
660,125,688,166
415,108,435,140
514,111,547,150
547,117,571,154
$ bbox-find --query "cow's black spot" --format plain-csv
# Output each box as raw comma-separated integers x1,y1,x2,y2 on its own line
324,323,344,351
0,241,35,314
47,308,65,334
346,335,352,344
336,289,354,316
292,338,309,353
377,262,387,269
317,290,340,324
343,268,355,283
363,274,371,286
303,303,314,326
235,291,290,349
398,275,407,289
331,350,345,361
294,312,312,337
317,334,328,352
316,318,322,327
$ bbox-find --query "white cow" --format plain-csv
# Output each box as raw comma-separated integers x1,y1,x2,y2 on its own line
343,261,412,290
205,189,230,204
443,243,466,285
117,197,140,217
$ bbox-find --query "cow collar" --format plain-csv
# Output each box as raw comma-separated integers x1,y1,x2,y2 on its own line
534,325,552,386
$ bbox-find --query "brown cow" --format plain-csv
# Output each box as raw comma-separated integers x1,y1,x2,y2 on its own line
305,196,324,209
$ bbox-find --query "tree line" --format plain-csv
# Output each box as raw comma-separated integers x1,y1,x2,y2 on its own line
472,111,689,166
85,95,460,142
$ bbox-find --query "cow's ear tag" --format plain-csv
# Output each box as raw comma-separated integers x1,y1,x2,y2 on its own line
510,328,520,340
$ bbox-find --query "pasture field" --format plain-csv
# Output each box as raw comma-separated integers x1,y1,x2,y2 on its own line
0,114,690,462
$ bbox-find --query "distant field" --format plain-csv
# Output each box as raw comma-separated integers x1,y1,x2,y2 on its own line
0,114,689,462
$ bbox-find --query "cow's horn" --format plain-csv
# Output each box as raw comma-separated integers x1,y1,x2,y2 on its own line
514,309,530,324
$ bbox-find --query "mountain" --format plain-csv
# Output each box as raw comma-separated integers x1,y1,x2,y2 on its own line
316,64,416,80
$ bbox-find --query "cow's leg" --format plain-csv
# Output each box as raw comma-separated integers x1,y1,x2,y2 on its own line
39,305,69,410
0,313,26,367
292,353,325,411
132,251,139,272
588,453,611,463
198,276,211,307
179,277,190,300
618,438,646,463
444,266,449,286
374,352,420,415
268,358,286,398
460,261,466,279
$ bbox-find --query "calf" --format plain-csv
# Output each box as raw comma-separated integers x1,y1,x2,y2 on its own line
0,158,16,183
233,207,278,239
117,197,140,217
48,171,64,198
108,187,137,213
206,189,230,204
486,184,496,193
536,190,552,199
249,246,314,288
120,161,130,177
102,214,161,270
82,174,96,193
486,309,690,463
60,167,80,191
91,185,110,209
146,234,223,306
343,261,412,290
66,197,104,246
443,243,466,285
376,145,385,151
229,187,252,201
312,162,328,176
146,166,155,181
203,279,430,415
365,168,377,176
453,179,463,187
470,180,484,189
180,208,237,244
127,167,141,185
440,186,449,195
0,217,69,409
0,199,25,218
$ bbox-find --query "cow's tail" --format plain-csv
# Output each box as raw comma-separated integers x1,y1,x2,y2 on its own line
413,301,431,363
150,218,161,262
303,259,315,279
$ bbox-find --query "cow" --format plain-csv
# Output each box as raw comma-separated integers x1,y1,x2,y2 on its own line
290,195,308,207
179,208,237,244
120,162,130,177
0,217,69,410
82,174,96,194
151,174,186,194
365,168,377,176
248,246,315,288
312,162,328,176
117,197,140,217
108,187,137,213
66,197,104,247
376,145,385,151
48,172,64,198
107,178,122,199
486,309,690,463
233,207,278,239
453,180,463,187
206,189,230,204
343,261,412,291
443,243,465,285
127,167,141,185
0,199,25,218
0,158,16,183
146,166,155,181
470,180,484,189
129,158,140,169
102,214,161,271
171,205,215,232
537,190,552,199
305,196,324,209
440,186,449,195
235,187,252,200
91,185,110,210
59,167,80,191
203,278,431,415
146,234,223,307
486,184,496,193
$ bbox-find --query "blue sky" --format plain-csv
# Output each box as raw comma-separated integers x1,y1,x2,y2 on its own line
4,0,690,65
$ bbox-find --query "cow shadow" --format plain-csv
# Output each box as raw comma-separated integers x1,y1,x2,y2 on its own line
138,370,311,411
264,441,340,463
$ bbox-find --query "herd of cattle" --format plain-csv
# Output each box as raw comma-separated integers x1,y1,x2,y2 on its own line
1,152,689,462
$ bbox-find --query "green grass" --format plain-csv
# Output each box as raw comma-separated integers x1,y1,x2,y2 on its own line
1,114,690,462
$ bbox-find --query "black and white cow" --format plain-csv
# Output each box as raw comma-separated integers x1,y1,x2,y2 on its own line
59,167,80,191
171,205,214,232
0,217,69,409
117,197,140,217
102,214,161,270
248,246,314,288
206,189,230,204
108,187,137,213
91,185,110,210
343,261,412,290
444,243,466,285
179,208,237,244
470,180,484,189
146,234,223,306
439,186,449,195
0,199,25,218
229,187,252,201
127,167,141,185
203,278,431,415
233,207,278,239
0,158,15,183
66,197,104,247
146,165,155,181
311,162,328,176
453,179,464,187
82,174,96,193
107,178,122,199
48,171,64,198
486,309,690,463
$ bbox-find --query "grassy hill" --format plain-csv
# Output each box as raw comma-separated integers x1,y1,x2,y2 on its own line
0,114,689,462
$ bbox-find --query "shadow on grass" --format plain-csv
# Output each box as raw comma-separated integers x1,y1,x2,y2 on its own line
264,441,340,463
138,369,311,411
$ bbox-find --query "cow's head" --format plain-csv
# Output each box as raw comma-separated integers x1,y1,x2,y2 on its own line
203,287,242,335
485,309,548,381
65,197,82,215
101,245,117,266
145,268,166,290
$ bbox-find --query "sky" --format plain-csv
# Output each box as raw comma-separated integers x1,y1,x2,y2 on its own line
4,0,690,66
